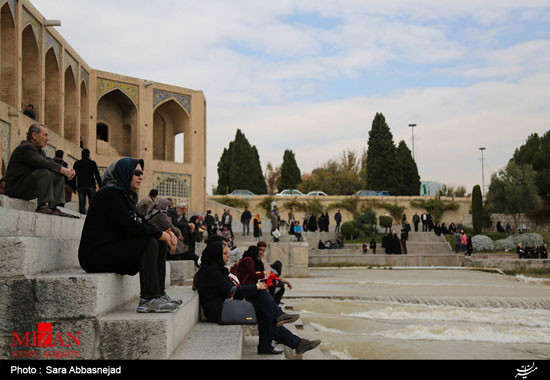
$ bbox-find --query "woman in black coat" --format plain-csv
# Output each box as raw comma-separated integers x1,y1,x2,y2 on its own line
78,158,178,313
194,238,321,356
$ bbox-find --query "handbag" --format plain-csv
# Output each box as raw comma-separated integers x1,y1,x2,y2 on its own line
218,287,257,325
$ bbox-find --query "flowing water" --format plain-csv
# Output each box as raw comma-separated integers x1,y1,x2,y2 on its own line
285,268,550,359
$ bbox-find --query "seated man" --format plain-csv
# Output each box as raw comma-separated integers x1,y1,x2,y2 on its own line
4,123,75,216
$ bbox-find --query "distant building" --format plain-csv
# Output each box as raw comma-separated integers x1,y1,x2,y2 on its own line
0,0,207,212
420,181,443,196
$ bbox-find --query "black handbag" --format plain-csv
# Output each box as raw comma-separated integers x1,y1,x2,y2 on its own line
218,287,257,325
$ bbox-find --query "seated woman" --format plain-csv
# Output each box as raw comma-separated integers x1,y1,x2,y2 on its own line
194,238,320,356
78,158,179,313
145,198,199,267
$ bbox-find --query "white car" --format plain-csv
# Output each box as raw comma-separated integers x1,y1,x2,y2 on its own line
307,191,328,197
276,189,305,196
229,189,255,196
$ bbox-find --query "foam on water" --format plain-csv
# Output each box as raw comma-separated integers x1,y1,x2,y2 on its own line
343,304,550,328
372,324,550,344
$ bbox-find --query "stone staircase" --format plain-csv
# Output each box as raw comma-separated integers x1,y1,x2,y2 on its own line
0,195,244,360
405,230,453,255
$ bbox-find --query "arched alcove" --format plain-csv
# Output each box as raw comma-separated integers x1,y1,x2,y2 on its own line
1,4,16,107
153,99,190,163
96,89,137,157
63,66,78,144
21,25,40,119
80,81,89,148
44,48,60,133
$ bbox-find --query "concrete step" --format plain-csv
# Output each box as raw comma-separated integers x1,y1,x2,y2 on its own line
170,322,244,360
168,260,197,286
0,237,81,277
0,270,142,326
0,205,84,239
98,286,198,359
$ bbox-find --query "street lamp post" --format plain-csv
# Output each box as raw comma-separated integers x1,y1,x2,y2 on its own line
479,147,486,197
408,124,417,161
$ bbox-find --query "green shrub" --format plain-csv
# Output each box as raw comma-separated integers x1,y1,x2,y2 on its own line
379,215,393,229
341,222,356,240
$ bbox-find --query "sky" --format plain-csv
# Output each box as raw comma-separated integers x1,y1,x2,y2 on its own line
34,0,550,195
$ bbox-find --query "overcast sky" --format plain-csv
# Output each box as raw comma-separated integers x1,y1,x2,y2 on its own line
34,0,550,195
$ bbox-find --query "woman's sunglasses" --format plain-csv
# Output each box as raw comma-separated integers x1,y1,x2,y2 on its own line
134,170,144,177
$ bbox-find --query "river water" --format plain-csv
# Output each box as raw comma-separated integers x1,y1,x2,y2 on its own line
285,268,550,359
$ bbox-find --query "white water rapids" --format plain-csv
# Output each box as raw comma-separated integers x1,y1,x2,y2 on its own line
285,268,550,359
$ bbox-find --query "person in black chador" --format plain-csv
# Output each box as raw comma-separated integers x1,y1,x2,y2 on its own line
78,158,179,313
391,230,402,255
193,238,320,356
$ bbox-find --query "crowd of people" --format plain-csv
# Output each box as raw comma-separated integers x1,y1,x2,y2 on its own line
516,243,548,259
1,123,321,357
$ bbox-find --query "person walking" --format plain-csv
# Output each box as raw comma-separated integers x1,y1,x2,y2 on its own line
73,148,102,214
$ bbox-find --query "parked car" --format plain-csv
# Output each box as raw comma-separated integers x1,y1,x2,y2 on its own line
276,189,305,196
307,191,328,197
377,190,390,196
356,190,377,196
229,189,255,196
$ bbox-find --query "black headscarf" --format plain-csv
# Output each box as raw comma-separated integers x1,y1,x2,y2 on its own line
243,245,264,272
200,241,225,268
99,157,144,200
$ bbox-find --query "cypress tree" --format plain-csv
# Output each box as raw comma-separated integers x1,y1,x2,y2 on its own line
472,185,483,235
366,113,400,195
216,129,267,195
396,140,421,195
279,149,301,190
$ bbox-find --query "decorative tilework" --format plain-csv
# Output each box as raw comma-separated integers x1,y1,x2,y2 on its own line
152,171,191,203
81,68,89,88
45,31,61,65
64,51,78,82
153,90,191,115
97,78,139,107
22,7,40,42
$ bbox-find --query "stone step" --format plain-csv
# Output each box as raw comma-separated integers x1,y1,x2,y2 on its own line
170,322,244,360
0,195,36,212
0,270,142,326
0,205,84,239
98,286,198,359
167,260,197,286
0,237,81,277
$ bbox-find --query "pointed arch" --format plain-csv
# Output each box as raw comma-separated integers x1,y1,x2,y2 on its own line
44,47,61,133
1,3,16,107
21,25,40,119
80,80,89,148
64,65,78,144
153,99,191,163
96,89,137,157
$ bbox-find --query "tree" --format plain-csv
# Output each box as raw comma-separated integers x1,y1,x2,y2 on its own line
279,149,301,190
366,113,400,195
512,131,550,202
215,129,267,195
299,149,365,195
264,162,281,195
396,140,421,195
486,161,542,232
471,185,483,235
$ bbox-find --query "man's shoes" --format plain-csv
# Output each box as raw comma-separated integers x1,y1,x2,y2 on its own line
136,297,178,313
159,294,183,307
295,338,321,355
275,313,300,326
258,347,283,355
35,204,58,215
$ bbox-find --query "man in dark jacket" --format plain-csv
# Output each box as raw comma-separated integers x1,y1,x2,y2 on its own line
241,206,252,236
73,148,102,214
4,123,75,215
